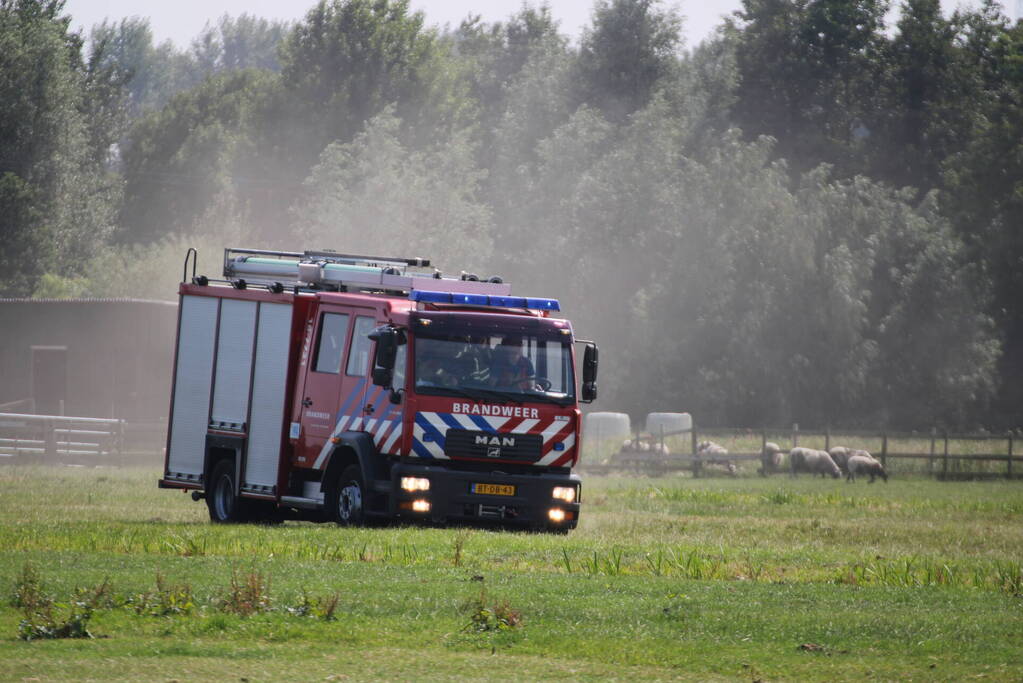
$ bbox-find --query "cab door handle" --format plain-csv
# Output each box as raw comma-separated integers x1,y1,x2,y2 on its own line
302,397,313,407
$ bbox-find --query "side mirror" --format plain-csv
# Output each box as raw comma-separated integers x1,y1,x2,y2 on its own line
580,341,598,403
369,325,398,370
369,325,404,387
372,366,393,388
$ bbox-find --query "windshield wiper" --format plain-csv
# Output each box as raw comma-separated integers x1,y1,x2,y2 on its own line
524,392,572,405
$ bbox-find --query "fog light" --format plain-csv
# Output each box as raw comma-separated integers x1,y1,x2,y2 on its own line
401,477,430,492
548,508,566,523
552,486,576,503
412,499,431,513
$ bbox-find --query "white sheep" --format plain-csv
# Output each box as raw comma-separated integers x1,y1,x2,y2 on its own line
697,440,737,476
650,443,670,457
789,447,841,478
761,442,784,472
846,453,888,483
828,446,854,473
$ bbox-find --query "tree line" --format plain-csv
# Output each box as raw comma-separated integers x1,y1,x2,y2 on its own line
1,0,1020,429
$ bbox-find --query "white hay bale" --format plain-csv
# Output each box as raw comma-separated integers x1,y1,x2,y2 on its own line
645,412,692,436
584,412,632,439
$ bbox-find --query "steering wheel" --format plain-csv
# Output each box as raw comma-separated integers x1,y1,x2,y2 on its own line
530,376,552,391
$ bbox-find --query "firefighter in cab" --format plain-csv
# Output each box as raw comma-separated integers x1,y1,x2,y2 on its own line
490,337,534,391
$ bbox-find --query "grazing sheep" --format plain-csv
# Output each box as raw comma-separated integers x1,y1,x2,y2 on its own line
620,439,651,453
697,440,738,476
789,447,841,479
828,446,854,473
761,442,784,474
846,454,888,483
650,443,670,457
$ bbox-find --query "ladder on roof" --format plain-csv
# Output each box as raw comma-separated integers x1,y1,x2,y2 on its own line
220,247,512,297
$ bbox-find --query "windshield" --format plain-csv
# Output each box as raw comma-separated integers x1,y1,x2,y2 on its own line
414,332,575,403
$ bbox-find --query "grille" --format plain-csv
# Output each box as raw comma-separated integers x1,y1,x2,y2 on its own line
444,429,543,462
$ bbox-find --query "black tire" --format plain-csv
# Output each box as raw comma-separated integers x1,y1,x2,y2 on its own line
326,464,366,526
206,459,250,523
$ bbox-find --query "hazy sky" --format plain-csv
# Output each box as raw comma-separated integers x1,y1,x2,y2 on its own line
64,0,1014,49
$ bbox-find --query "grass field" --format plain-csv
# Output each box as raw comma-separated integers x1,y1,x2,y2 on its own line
1,465,1021,681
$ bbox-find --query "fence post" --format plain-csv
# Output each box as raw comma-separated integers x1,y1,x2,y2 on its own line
942,432,949,479
792,423,799,448
1008,433,1014,480
691,424,699,478
118,419,126,467
761,428,769,476
929,428,936,475
43,417,56,461
881,432,888,469
825,426,831,452
659,424,665,455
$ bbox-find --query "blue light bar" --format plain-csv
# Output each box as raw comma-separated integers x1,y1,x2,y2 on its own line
411,290,452,304
451,293,488,306
410,290,560,311
526,297,560,311
489,295,527,308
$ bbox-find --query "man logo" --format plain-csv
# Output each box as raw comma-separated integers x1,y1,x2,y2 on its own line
475,435,516,447
487,446,501,458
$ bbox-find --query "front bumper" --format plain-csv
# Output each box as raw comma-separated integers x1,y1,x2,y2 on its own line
390,462,581,529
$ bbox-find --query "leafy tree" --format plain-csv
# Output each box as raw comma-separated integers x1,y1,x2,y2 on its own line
190,14,289,74
294,110,492,270
278,0,457,149
0,0,115,296
88,18,196,115
733,0,889,175
575,0,683,122
118,69,277,242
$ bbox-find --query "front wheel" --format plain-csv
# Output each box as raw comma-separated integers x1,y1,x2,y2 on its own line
206,459,250,523
326,464,366,526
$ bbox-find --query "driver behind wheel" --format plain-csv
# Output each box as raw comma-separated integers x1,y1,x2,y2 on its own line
489,336,535,391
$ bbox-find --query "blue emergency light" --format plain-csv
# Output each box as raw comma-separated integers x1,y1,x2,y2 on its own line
411,289,560,311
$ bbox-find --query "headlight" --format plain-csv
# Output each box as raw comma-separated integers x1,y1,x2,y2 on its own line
552,486,576,503
548,508,566,522
412,499,431,512
401,477,430,492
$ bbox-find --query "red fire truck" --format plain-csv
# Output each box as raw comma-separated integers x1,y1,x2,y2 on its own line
159,248,598,531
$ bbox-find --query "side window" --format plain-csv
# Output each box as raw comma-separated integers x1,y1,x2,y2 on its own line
392,344,407,389
314,313,350,373
346,316,377,376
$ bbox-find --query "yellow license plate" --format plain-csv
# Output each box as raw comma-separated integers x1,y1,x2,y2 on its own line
472,483,515,496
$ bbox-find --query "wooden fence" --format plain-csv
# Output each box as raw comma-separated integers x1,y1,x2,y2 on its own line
580,423,1021,480
0,412,166,465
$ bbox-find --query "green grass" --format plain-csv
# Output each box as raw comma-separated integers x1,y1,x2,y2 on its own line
1,466,1021,680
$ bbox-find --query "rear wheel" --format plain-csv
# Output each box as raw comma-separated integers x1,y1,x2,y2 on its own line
206,459,250,523
326,464,366,526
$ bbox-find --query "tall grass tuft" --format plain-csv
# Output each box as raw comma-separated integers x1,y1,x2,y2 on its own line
130,573,194,616
220,569,272,616
462,588,523,633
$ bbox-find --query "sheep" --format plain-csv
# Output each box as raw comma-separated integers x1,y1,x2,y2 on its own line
697,440,738,476
846,453,888,483
620,439,651,453
828,446,854,474
650,442,671,457
697,440,727,456
789,447,841,479
760,442,784,474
